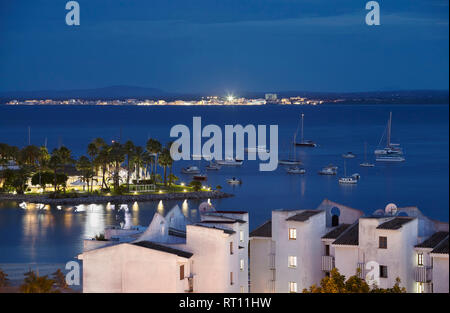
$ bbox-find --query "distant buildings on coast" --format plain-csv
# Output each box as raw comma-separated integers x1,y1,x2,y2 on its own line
5,93,324,106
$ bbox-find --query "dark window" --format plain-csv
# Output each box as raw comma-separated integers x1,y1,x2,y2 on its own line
230,242,234,255
180,265,185,280
325,244,330,256
325,271,330,277
331,215,339,227
230,272,234,285
380,265,388,278
379,236,387,249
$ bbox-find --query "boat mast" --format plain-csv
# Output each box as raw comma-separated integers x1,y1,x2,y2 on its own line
301,113,304,143
387,112,392,148
364,142,367,162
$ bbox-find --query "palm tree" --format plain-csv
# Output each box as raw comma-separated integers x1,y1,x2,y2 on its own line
158,148,172,185
96,145,111,190
76,156,92,191
146,138,162,182
36,146,50,190
109,142,125,191
87,143,99,192
54,146,74,193
166,141,176,186
123,140,135,192
19,270,57,293
19,145,40,167
133,146,145,184
48,154,62,192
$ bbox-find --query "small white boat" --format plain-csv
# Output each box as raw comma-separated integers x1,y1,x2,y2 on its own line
19,202,27,209
227,177,242,185
286,167,306,174
376,156,405,162
216,157,243,166
342,152,356,159
181,166,201,174
360,142,375,167
206,162,221,170
245,146,268,153
278,159,302,166
339,177,358,184
318,165,337,175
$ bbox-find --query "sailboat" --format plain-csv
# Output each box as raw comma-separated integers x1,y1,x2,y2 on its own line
294,113,317,147
339,160,358,184
278,133,302,165
375,112,405,162
360,142,375,167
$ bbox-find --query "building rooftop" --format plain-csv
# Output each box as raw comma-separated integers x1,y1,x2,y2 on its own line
285,210,323,222
322,224,351,239
250,220,272,238
194,223,236,235
214,210,248,214
431,237,449,254
132,241,193,258
333,223,359,246
376,217,415,230
415,231,449,249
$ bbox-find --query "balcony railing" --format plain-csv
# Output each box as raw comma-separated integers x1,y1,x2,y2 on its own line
357,262,365,279
415,266,432,283
321,255,335,272
269,253,275,269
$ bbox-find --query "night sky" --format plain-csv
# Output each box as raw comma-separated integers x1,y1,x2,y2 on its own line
0,0,448,93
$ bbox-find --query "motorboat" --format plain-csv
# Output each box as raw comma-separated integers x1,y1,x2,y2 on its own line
205,162,221,170
227,177,242,185
193,174,208,181
216,157,243,166
376,156,405,162
286,166,306,174
342,152,356,159
181,166,201,174
339,177,358,184
318,165,337,175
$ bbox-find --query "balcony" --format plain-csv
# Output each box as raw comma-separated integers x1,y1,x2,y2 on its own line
321,255,335,272
357,262,365,279
415,266,432,283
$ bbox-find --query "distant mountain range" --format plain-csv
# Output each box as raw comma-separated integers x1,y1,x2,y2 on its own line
0,86,448,104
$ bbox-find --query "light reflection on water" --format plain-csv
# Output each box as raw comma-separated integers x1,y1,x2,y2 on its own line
0,199,205,263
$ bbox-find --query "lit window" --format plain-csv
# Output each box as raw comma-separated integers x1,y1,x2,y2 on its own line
288,256,297,268
289,228,297,240
239,230,244,242
240,259,245,271
289,282,298,293
417,253,424,266
417,282,424,293
379,236,387,249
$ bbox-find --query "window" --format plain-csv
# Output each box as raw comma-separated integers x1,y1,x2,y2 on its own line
417,282,424,293
379,265,388,278
289,282,298,293
288,256,297,268
288,228,297,240
240,259,245,271
325,271,330,277
325,244,330,256
230,272,234,285
239,230,244,242
417,252,424,266
331,215,339,227
379,236,387,249
230,242,234,255
179,264,185,280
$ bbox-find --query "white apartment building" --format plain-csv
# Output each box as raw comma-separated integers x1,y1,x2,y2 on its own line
249,199,364,293
250,199,449,293
78,205,249,293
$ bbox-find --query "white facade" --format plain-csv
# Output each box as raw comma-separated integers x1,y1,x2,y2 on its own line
78,205,249,293
250,200,449,293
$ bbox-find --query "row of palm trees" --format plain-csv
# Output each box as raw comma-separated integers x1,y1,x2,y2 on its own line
0,137,175,194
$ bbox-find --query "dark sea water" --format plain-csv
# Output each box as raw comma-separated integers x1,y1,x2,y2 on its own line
0,104,448,263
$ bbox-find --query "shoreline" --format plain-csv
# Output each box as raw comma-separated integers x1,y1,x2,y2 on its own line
0,190,233,205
